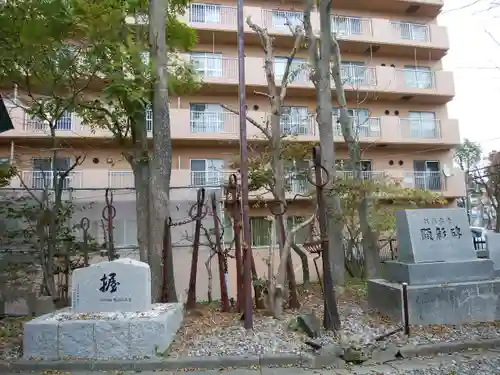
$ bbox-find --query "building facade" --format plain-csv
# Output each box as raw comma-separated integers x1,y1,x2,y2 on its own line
0,0,465,249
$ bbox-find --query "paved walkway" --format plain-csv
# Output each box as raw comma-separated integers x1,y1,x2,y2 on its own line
4,349,500,375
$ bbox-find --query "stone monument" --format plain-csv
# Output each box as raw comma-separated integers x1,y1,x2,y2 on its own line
23,258,184,360
368,208,500,325
486,231,500,276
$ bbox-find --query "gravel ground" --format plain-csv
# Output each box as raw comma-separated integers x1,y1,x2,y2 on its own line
167,298,500,357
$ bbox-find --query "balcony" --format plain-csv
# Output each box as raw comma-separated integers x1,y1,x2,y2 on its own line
182,4,449,57
10,167,464,199
20,170,84,190
191,55,454,102
1,107,460,147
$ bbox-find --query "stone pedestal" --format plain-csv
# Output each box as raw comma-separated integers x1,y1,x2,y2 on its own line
23,303,184,360
382,258,495,285
368,279,500,325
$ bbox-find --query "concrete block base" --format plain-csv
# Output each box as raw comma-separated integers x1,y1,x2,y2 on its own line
382,259,494,285
368,279,500,325
23,303,184,360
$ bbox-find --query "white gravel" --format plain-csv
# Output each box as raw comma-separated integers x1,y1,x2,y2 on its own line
167,301,500,357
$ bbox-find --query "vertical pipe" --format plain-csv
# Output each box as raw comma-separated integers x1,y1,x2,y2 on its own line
402,282,410,336
236,0,253,329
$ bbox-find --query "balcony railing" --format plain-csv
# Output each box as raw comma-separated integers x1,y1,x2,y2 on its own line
339,65,377,87
280,114,316,136
337,170,387,181
21,170,83,189
333,117,382,138
191,55,238,80
191,170,232,187
23,113,74,132
331,15,372,37
395,69,436,90
402,171,444,191
391,21,430,43
262,9,303,30
108,171,135,189
399,118,441,139
190,111,238,133
187,3,237,26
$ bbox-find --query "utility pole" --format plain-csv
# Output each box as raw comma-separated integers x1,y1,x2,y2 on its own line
236,0,253,328
465,169,472,224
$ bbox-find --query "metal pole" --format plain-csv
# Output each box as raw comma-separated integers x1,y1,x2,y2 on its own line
465,169,472,224
236,0,253,329
402,282,410,336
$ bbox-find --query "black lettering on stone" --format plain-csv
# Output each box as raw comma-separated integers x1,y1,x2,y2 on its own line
99,272,120,293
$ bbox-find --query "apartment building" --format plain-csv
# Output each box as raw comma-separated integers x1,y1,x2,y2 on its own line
0,0,465,249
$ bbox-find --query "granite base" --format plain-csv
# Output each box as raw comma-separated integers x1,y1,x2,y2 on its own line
368,278,500,325
22,303,184,360
382,259,494,285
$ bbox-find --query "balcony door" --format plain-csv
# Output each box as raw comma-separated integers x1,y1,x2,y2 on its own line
341,61,368,86
32,157,71,189
404,65,433,89
271,10,303,29
413,160,441,191
191,52,222,78
189,3,221,24
333,108,369,136
408,111,438,138
284,159,309,194
281,106,309,135
274,57,306,83
55,110,73,130
190,158,224,186
331,15,362,36
190,103,224,133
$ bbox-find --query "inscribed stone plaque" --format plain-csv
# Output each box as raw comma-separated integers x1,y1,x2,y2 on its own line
395,208,475,263
71,258,151,313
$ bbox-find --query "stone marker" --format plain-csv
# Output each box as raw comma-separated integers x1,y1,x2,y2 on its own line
368,208,499,326
486,232,500,276
71,258,151,313
396,208,476,263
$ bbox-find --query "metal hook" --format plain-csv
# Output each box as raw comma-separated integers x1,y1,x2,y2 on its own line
102,204,117,221
306,164,330,188
229,173,238,186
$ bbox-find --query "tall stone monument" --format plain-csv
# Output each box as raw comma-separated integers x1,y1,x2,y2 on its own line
23,258,184,360
368,208,500,325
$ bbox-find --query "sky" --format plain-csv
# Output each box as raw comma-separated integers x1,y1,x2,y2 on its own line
440,0,500,156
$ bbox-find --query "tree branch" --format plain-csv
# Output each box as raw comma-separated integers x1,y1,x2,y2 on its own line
220,104,271,139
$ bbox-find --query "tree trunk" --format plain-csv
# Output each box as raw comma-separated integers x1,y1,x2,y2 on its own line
130,159,150,263
149,0,174,302
315,1,345,286
291,243,310,288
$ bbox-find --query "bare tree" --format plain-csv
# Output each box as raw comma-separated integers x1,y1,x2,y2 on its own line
222,16,306,312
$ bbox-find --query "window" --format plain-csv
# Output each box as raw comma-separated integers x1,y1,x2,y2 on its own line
392,21,428,42
332,15,362,36
274,57,306,83
271,10,303,29
31,157,72,189
189,3,221,24
250,217,273,247
281,106,309,135
335,159,372,180
190,103,224,133
55,110,73,130
333,108,370,136
140,51,150,65
407,111,439,139
284,159,309,194
404,65,433,89
340,61,368,85
0,157,9,166
191,52,222,78
412,160,441,191
190,158,225,186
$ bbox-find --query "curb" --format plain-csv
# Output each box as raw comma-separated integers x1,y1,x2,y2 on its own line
3,339,500,372
2,353,312,372
399,338,500,357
